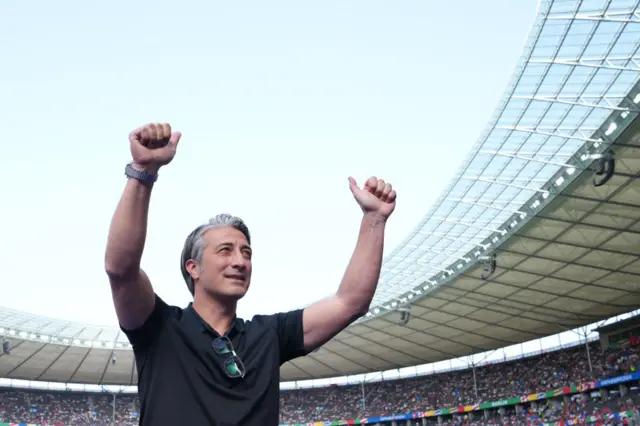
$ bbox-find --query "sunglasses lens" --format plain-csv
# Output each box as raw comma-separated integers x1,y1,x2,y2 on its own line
224,357,245,378
213,337,245,378
212,337,232,355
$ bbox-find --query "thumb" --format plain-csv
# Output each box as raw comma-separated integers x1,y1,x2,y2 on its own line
169,131,182,147
348,176,359,195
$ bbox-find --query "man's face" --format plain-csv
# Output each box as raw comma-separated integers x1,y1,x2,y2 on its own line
190,226,253,301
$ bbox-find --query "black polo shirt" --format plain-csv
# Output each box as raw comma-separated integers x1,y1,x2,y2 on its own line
121,294,308,426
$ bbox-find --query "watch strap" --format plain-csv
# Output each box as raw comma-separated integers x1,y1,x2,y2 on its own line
125,163,158,185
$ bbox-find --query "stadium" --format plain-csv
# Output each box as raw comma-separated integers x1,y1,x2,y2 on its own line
2,0,640,425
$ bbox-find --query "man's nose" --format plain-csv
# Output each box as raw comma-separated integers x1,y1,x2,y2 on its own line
231,251,247,269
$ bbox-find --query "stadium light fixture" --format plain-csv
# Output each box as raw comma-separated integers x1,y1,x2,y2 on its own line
396,307,411,325
590,150,616,187
604,122,617,136
480,253,497,281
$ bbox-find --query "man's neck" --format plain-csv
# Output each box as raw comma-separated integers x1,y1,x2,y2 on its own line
192,294,237,336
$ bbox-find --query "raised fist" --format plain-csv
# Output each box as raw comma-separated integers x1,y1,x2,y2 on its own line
348,176,397,219
129,123,182,173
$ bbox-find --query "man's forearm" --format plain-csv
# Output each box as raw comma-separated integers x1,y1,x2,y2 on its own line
336,213,386,314
105,178,153,278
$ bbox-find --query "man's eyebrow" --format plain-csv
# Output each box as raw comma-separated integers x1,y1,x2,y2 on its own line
215,242,252,250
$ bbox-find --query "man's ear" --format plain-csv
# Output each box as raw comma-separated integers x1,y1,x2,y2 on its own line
185,259,200,280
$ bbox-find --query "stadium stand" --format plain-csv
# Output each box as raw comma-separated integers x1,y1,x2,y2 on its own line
0,335,639,425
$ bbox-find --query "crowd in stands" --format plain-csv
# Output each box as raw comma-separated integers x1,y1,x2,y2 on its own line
280,339,640,422
0,390,138,426
0,338,638,425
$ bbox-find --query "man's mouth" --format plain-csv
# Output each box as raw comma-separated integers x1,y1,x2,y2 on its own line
225,275,245,281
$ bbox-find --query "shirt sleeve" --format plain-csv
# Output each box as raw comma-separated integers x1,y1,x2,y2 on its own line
120,293,171,351
273,308,310,365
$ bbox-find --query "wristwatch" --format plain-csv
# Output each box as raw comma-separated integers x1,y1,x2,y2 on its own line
125,163,158,185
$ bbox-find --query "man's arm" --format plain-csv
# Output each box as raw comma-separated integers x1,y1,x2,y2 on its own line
302,213,386,352
104,123,181,331
301,177,396,353
105,177,156,330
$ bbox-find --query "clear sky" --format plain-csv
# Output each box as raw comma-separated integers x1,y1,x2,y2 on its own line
0,0,538,326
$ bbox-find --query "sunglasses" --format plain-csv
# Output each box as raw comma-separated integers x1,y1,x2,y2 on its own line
212,336,246,379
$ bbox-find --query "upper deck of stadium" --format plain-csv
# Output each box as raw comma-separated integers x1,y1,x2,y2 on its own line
1,0,640,385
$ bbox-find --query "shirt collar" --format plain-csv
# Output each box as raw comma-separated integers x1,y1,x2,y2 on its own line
184,303,245,337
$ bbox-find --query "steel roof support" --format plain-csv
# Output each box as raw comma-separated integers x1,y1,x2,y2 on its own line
547,10,640,23
528,57,640,72
511,95,640,113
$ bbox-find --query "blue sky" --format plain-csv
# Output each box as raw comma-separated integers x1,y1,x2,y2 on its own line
0,0,538,325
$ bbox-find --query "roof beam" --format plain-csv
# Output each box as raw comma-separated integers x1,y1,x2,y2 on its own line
495,125,601,143
546,10,640,24
511,95,640,113
479,150,582,170
459,176,554,199
445,198,526,216
528,56,640,72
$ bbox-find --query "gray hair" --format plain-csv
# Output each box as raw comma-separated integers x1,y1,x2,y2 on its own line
180,214,251,296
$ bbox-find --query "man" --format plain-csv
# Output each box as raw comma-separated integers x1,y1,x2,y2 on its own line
105,122,397,425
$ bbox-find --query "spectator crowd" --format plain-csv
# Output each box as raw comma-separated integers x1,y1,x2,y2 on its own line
0,338,638,425
279,339,640,422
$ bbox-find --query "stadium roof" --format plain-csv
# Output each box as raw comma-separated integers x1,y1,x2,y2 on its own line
367,0,640,312
1,0,640,385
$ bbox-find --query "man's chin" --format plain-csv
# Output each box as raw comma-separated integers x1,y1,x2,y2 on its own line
221,288,248,300
201,283,249,302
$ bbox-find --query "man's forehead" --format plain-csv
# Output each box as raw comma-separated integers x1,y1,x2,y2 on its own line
204,226,250,245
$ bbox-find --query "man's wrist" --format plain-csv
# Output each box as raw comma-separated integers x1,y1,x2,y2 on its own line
362,212,388,227
125,162,159,187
